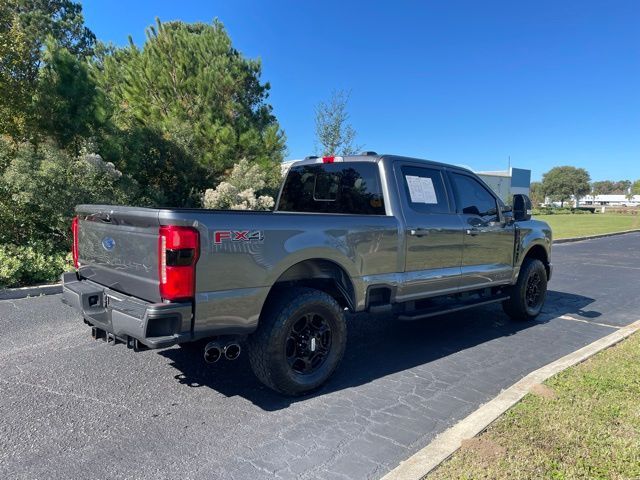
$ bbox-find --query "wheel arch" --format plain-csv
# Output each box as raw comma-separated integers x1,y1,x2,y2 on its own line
522,243,551,279
260,258,356,321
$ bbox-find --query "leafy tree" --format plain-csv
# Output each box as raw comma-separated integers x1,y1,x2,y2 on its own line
315,89,362,156
632,179,640,196
613,180,632,194
591,180,615,196
34,40,102,152
529,181,543,206
541,166,591,207
95,124,208,207
0,0,95,142
94,19,286,200
591,179,636,197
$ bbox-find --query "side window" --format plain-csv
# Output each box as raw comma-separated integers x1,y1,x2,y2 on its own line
278,162,386,215
401,166,450,214
451,173,498,219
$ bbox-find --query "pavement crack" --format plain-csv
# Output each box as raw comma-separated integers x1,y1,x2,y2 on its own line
0,377,133,413
2,300,20,309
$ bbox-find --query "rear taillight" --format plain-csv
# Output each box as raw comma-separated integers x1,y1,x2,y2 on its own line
72,216,79,269
158,225,200,301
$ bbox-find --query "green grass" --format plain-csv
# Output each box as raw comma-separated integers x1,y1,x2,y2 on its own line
536,214,640,240
426,332,640,480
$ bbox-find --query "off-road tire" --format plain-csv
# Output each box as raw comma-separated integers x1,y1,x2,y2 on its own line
247,287,347,396
502,258,548,321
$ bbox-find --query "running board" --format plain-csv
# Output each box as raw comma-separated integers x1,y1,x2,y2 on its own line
397,295,509,321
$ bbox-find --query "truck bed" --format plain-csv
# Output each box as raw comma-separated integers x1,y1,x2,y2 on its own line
73,204,400,340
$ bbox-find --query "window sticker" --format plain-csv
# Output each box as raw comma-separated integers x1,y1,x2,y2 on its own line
406,175,438,204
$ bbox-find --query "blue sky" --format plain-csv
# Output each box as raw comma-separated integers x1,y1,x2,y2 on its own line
82,0,639,181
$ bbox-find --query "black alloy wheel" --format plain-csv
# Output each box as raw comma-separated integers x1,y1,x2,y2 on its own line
285,312,333,375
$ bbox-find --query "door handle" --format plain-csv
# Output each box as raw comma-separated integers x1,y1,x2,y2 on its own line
409,228,429,237
466,228,480,236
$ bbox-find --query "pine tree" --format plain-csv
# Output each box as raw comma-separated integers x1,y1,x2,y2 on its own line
0,0,95,143
96,19,286,191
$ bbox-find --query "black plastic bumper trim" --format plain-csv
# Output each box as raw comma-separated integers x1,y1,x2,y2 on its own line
61,272,192,349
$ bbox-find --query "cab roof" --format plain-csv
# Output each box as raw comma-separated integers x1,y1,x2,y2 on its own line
290,153,474,175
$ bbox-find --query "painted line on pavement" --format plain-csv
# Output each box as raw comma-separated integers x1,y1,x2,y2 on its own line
557,314,621,329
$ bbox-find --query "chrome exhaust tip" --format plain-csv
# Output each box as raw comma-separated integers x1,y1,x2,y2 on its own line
223,343,241,361
204,341,222,364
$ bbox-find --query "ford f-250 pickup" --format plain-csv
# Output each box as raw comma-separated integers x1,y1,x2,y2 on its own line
62,153,552,395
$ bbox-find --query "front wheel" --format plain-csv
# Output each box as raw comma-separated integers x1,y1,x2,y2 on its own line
503,258,548,321
247,287,347,396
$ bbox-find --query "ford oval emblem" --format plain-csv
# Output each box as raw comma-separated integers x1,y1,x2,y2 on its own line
102,237,116,251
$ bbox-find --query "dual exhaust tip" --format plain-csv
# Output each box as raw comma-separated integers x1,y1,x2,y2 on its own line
204,341,241,363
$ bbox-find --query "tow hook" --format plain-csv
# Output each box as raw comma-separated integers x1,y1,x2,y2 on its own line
91,326,105,341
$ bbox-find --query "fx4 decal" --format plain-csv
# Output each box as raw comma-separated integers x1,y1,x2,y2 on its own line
214,230,265,244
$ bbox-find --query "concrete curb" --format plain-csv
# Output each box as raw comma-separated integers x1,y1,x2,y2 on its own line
381,318,640,480
554,228,640,244
0,283,62,301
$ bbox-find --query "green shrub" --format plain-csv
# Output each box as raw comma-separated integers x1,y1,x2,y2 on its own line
0,139,135,253
0,244,71,288
0,139,134,287
203,158,280,210
532,207,596,215
571,208,596,214
532,207,571,215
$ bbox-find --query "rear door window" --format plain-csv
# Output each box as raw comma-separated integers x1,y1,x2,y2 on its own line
400,166,450,214
278,162,386,215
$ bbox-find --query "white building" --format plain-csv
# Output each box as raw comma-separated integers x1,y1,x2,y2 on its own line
476,167,531,203
580,194,639,207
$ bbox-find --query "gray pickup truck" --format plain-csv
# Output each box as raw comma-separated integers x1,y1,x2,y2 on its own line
62,153,552,395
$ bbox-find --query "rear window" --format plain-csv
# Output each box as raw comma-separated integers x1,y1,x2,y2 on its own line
278,162,386,215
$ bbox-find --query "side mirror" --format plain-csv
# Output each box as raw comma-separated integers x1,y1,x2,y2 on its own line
513,194,532,221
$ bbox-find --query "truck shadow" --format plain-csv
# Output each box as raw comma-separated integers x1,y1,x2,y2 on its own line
158,290,598,411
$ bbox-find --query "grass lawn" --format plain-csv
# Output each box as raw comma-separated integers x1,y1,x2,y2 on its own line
536,214,640,240
426,332,640,480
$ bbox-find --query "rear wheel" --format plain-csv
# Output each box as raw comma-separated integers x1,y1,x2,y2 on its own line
503,258,548,321
248,287,347,396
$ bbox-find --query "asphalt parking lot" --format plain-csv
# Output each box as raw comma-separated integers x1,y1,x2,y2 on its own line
1,233,639,480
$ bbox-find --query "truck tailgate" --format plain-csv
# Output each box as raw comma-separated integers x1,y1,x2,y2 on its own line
76,205,162,302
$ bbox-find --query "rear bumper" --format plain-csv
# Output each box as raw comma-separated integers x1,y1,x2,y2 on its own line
61,272,192,349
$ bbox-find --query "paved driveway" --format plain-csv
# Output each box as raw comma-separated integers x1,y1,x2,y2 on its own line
1,233,639,479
